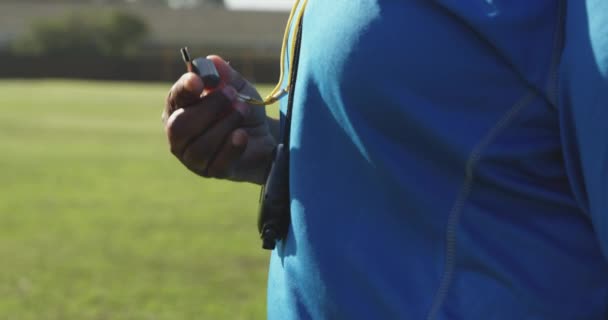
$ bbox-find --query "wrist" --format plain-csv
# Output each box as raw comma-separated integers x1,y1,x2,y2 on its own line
229,134,277,185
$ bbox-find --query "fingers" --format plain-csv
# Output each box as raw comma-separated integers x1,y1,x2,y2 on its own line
181,110,245,176
164,72,205,119
205,129,249,178
163,54,260,180
207,55,265,129
166,86,237,157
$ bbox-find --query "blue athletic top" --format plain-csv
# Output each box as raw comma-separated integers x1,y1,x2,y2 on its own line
267,1,608,319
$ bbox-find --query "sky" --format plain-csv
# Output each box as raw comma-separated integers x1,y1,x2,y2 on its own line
224,0,295,11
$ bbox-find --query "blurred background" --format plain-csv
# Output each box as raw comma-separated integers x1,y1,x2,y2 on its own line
0,0,290,318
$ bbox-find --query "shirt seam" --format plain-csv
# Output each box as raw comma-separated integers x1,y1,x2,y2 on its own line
425,2,567,317
425,91,537,320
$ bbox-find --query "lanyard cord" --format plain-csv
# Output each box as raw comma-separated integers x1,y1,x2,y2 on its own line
281,14,304,145
239,0,309,106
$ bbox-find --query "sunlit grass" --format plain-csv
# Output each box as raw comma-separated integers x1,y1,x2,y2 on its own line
0,80,277,319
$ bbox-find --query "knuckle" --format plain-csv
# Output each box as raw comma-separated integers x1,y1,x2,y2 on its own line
182,139,211,169
169,138,184,157
208,167,229,179
181,148,198,167
184,163,207,178
205,165,220,178
170,144,180,157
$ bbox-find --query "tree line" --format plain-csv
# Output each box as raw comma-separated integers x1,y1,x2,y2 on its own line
10,10,148,57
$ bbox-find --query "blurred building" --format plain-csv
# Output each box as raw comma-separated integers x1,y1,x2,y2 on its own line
0,1,289,82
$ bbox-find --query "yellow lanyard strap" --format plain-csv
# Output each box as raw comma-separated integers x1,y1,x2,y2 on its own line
239,0,309,106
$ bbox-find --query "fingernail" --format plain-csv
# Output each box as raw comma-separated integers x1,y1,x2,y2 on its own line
234,101,250,117
221,86,237,101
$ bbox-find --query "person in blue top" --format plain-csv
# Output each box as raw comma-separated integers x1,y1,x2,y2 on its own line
162,1,608,319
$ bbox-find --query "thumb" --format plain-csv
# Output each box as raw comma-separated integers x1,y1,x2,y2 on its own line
206,55,256,96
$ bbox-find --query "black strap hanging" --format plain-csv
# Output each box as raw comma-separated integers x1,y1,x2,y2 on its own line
257,16,305,250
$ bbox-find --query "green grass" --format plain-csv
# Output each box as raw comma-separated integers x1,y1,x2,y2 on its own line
0,80,279,319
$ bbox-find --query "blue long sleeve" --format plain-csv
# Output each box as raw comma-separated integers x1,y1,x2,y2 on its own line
269,1,608,318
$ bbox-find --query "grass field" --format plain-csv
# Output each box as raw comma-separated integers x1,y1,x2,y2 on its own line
0,80,278,319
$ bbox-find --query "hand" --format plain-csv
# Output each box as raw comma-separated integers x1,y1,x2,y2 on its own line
163,56,276,184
